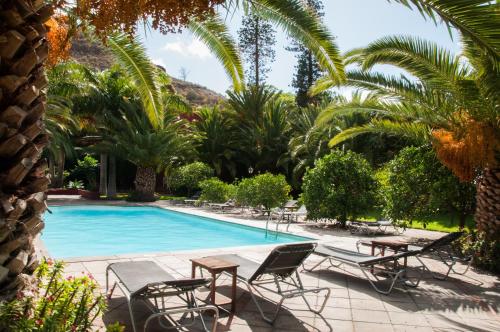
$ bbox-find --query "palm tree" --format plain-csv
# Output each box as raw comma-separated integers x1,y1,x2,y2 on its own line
314,33,499,240
99,100,195,201
227,85,292,174
194,107,238,178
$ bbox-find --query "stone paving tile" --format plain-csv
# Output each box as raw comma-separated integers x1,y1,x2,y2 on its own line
387,311,431,327
351,309,391,324
350,299,386,311
392,325,433,332
353,321,394,332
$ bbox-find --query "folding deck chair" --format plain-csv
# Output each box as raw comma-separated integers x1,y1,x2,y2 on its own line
106,261,218,332
305,245,424,295
204,243,330,324
408,231,472,280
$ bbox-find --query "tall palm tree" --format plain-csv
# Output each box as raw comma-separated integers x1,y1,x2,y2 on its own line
314,34,499,241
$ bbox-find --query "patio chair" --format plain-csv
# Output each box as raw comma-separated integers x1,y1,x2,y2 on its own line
349,219,405,235
106,261,218,332
408,231,472,280
304,245,424,295
206,243,330,324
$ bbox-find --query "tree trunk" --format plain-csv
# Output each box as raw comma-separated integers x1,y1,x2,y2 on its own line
475,168,500,240
0,1,53,299
107,155,117,199
99,153,107,196
132,166,156,201
53,150,65,188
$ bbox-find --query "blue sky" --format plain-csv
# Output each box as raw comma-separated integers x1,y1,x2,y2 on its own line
139,0,460,95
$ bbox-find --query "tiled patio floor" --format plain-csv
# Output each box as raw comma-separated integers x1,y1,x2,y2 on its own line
50,201,499,332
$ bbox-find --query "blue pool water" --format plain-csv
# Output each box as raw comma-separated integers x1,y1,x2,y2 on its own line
42,205,312,258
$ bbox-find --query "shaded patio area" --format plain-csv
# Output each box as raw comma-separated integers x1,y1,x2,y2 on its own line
61,235,498,331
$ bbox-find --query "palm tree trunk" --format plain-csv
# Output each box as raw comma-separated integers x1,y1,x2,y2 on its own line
107,155,117,199
475,168,500,240
99,153,107,196
133,166,156,201
53,151,65,188
0,2,53,299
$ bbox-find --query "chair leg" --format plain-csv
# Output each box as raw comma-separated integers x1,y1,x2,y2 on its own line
246,282,284,324
127,297,138,332
302,256,329,272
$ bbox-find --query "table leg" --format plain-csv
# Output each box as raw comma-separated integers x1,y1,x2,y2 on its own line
210,272,216,306
231,268,237,313
191,263,196,278
371,244,376,273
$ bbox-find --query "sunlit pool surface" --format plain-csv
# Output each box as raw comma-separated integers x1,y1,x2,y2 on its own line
42,205,313,258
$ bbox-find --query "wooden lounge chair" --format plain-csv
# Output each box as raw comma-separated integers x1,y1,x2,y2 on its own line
106,261,218,332
305,245,424,295
408,231,472,280
205,243,330,324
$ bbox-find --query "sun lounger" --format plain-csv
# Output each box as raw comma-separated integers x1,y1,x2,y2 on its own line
106,261,218,332
205,243,330,324
305,245,424,295
208,199,235,211
408,231,472,280
349,219,405,235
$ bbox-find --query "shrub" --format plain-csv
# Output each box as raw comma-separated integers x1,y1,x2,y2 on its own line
246,173,291,210
380,146,476,228
302,150,376,225
68,154,99,191
199,178,234,203
0,259,111,331
169,162,213,195
235,177,257,207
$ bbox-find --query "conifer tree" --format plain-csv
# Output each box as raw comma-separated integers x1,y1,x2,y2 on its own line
287,0,325,106
238,13,276,87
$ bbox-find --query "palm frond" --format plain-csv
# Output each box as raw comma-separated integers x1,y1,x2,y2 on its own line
251,0,345,82
328,119,430,147
189,14,244,91
107,33,162,128
358,36,470,90
389,0,500,59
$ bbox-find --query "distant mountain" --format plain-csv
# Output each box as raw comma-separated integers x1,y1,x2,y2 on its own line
69,36,225,106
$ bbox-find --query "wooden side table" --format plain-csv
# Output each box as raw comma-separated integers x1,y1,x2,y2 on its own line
191,256,239,313
370,239,409,269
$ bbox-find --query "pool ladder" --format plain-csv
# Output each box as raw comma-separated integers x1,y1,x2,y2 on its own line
265,214,279,239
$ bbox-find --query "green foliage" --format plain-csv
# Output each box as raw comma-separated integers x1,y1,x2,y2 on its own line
199,178,235,203
379,146,476,227
68,154,99,191
247,173,291,210
169,162,214,195
234,177,258,207
0,259,108,331
67,180,84,189
302,150,377,224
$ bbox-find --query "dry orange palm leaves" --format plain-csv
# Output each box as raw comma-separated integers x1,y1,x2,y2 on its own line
432,116,499,182
45,14,71,67
76,0,225,36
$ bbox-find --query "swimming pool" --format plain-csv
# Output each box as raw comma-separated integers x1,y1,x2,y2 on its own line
42,205,313,258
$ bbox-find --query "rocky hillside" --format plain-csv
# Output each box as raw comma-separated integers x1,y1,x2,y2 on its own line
69,36,224,106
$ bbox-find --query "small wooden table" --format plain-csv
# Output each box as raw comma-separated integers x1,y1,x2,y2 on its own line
191,256,239,313
370,239,409,269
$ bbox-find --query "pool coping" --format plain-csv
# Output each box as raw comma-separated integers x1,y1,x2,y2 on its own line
42,199,327,262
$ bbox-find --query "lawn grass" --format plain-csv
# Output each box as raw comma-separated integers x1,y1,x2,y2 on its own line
99,193,186,201
358,210,474,233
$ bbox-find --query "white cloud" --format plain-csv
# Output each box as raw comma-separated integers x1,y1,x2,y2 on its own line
151,58,167,69
163,38,212,59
